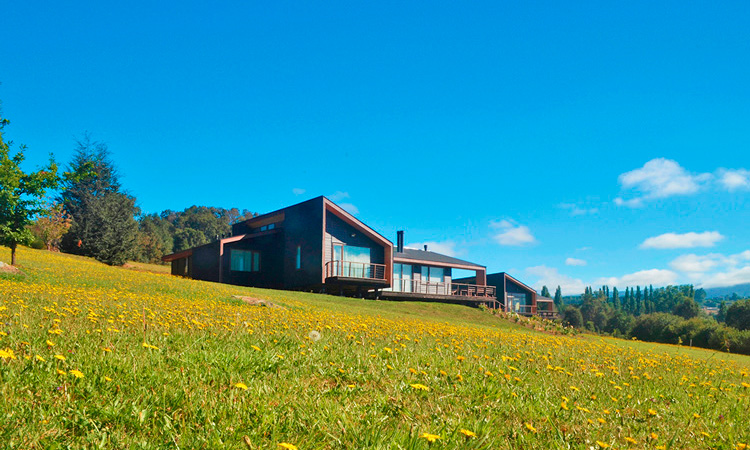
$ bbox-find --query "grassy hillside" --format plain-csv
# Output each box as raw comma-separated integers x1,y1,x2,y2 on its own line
1,247,749,449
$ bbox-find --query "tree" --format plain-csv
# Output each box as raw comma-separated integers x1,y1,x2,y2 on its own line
717,300,728,323
725,299,750,331
29,202,71,251
136,213,173,263
554,286,563,309
673,297,700,320
541,285,551,298
612,287,620,310
694,288,707,304
59,135,139,265
562,305,583,328
0,112,59,264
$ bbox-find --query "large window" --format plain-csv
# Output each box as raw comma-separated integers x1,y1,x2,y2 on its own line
295,245,301,270
230,249,260,272
393,263,413,292
421,266,444,283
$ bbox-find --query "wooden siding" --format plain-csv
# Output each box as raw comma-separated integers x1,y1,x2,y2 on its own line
323,211,385,267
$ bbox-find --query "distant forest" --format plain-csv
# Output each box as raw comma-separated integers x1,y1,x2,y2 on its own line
136,206,258,263
547,283,750,355
12,133,259,265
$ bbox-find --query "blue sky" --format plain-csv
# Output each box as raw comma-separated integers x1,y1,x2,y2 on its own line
2,1,750,293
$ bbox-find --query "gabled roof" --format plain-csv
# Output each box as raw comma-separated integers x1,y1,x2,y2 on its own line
394,248,485,270
487,272,537,296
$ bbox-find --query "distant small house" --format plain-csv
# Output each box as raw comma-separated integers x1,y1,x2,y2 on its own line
163,196,496,306
455,272,557,317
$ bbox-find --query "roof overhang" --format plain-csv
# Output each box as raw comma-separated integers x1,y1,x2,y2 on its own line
393,256,485,271
323,198,393,248
162,248,193,262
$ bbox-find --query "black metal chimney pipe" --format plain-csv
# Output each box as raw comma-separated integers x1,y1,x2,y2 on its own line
396,230,404,253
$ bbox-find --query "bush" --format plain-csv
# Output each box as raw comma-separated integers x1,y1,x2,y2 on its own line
562,306,583,328
726,299,750,331
630,313,683,344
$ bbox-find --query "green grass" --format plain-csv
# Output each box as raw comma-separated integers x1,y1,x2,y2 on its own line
1,246,749,449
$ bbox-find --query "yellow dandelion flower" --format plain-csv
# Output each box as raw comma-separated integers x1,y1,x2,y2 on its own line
54,354,66,361
46,340,55,347
0,349,16,359
234,382,248,390
596,441,610,448
597,418,606,424
736,443,747,450
251,345,261,351
650,432,658,440
70,369,84,379
410,383,430,391
625,437,638,444
104,376,113,382
701,432,710,438
648,408,657,416
524,422,537,433
561,402,569,410
56,369,66,375
693,413,701,419
419,433,440,443
458,429,476,437
35,355,45,362
277,443,298,450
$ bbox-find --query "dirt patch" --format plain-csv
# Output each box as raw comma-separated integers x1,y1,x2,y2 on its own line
0,262,22,275
233,296,285,309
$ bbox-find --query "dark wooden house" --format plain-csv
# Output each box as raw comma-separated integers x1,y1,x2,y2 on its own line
455,272,556,317
163,196,495,305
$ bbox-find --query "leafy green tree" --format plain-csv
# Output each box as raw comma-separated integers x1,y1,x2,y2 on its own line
717,300,728,323
562,305,583,328
541,285,551,298
136,214,174,263
673,297,700,320
725,299,750,331
612,287,620,310
694,288,707,304
0,112,59,265
173,228,208,253
59,135,139,265
29,202,71,251
553,286,563,309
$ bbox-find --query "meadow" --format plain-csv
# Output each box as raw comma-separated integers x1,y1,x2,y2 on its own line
1,247,749,449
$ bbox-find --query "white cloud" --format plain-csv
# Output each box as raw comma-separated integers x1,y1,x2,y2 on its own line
407,240,460,257
670,250,750,288
491,219,536,246
338,202,359,215
615,158,712,207
717,168,750,192
640,231,724,249
559,203,599,216
619,158,711,204
329,191,350,202
292,188,306,196
614,159,750,206
669,253,722,273
613,197,645,208
565,257,587,266
701,267,750,288
525,265,586,295
595,269,679,288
